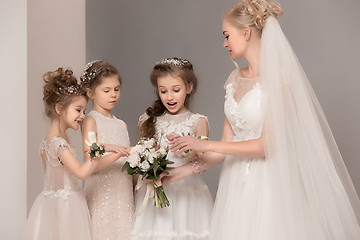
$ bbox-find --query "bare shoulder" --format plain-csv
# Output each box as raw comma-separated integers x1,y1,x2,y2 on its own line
82,115,97,132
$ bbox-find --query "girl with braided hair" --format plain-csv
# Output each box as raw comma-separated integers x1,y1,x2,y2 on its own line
132,57,213,240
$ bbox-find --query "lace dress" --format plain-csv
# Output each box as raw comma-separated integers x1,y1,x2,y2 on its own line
84,110,134,240
210,70,270,239
132,111,214,240
25,136,92,240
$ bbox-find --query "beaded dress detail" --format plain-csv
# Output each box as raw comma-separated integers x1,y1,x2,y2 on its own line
84,110,134,240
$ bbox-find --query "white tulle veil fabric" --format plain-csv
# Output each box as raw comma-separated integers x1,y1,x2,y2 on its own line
261,16,360,238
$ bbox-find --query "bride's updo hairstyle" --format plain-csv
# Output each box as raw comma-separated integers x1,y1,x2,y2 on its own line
140,57,198,139
43,68,86,119
224,0,283,33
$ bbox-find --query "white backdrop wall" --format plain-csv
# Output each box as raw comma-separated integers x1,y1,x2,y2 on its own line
27,0,86,215
0,1,27,239
86,0,360,197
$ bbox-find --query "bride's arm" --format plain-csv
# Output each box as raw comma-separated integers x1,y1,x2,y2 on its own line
170,116,265,158
161,116,234,183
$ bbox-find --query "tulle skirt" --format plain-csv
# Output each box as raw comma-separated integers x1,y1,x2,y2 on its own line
210,155,360,240
25,190,92,240
132,175,213,240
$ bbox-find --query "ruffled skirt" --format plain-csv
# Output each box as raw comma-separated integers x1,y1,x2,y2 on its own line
25,190,92,240
132,175,213,240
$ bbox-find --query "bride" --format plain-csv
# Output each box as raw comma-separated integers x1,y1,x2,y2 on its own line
162,0,360,239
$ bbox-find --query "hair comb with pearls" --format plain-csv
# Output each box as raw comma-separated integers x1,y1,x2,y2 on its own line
58,84,83,100
156,57,191,68
80,60,102,86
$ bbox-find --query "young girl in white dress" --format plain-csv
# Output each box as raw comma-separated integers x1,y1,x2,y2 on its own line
163,1,360,239
80,60,135,240
132,57,213,240
26,68,123,239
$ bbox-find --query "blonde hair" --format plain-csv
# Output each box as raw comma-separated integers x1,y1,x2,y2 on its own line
224,0,283,32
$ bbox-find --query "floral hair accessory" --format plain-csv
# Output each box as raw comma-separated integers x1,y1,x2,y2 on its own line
80,60,102,86
156,57,191,68
58,84,82,100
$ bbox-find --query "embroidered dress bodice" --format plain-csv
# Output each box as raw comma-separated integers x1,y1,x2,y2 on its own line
40,136,81,198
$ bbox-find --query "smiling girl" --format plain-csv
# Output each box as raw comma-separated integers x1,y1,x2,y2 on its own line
26,68,96,239
132,57,213,240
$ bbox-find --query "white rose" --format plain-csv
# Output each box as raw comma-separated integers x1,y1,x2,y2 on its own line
159,146,167,156
148,152,158,164
128,154,140,168
131,144,144,154
140,160,150,171
144,138,155,149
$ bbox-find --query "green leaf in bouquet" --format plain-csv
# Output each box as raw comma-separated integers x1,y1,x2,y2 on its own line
142,165,155,179
121,162,130,172
146,175,156,180
160,160,175,166
127,167,137,175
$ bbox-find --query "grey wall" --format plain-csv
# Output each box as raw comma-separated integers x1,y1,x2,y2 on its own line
86,0,360,197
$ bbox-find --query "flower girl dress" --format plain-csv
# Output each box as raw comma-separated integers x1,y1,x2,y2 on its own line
26,136,92,240
132,111,213,240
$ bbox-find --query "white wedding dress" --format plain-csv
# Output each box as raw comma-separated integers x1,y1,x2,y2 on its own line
132,111,214,240
211,66,360,239
210,70,269,239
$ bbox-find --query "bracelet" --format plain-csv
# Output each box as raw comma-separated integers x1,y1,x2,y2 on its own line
189,158,207,174
197,136,208,140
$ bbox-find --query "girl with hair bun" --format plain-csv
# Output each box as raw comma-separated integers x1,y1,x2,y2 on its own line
163,0,360,239
132,57,213,240
25,67,113,239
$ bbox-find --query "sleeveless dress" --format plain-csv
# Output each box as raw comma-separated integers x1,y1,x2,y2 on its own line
84,110,134,240
210,70,266,240
26,136,92,240
132,111,214,240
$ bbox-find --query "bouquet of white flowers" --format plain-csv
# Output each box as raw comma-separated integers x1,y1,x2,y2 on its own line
122,134,174,212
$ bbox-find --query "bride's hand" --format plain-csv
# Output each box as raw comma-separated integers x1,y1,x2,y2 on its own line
169,136,208,154
160,165,193,184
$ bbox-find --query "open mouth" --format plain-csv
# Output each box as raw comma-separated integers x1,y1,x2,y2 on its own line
75,120,82,124
167,102,177,109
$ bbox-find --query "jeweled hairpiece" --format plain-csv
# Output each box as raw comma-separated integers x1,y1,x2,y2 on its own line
80,60,102,86
156,57,191,67
58,84,82,100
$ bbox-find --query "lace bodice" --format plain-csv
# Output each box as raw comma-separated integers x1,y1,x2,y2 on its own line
224,70,265,141
139,111,208,167
40,136,82,197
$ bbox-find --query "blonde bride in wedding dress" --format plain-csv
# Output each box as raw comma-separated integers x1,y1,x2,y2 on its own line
162,0,360,239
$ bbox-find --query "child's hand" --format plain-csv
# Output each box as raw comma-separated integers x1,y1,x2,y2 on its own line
104,144,130,157
166,133,181,141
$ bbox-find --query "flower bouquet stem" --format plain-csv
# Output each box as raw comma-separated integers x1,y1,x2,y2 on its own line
153,184,170,208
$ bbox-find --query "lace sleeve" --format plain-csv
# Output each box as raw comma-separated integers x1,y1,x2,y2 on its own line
138,113,149,128
43,137,70,167
195,116,210,138
224,69,238,89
